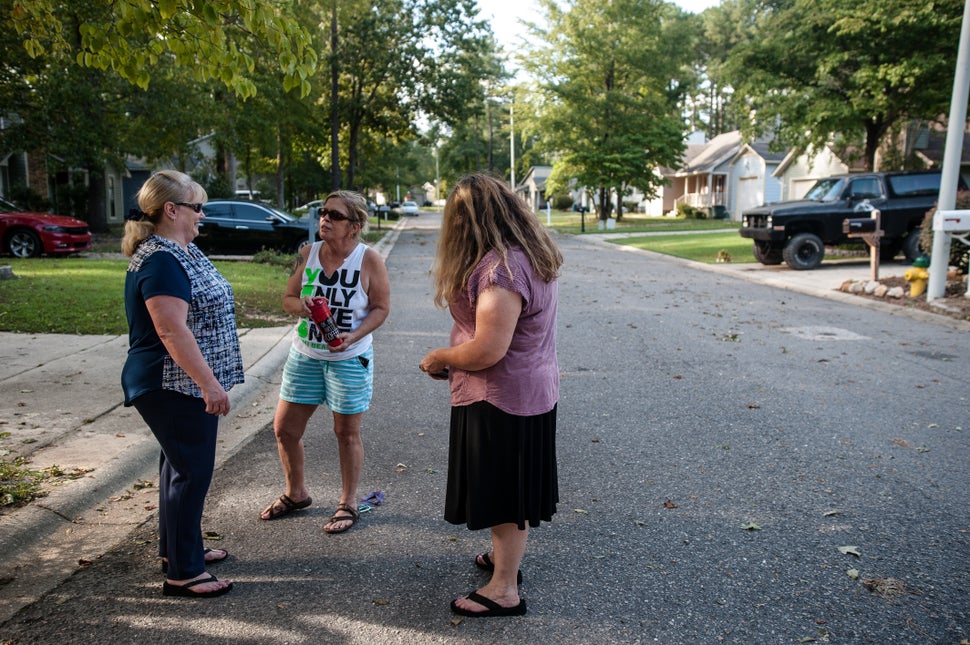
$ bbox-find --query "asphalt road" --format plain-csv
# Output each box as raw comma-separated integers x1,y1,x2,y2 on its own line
1,214,968,644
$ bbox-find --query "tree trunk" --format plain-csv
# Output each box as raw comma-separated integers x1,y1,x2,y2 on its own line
86,170,108,233
329,2,341,190
346,100,362,189
863,117,886,172
276,126,285,208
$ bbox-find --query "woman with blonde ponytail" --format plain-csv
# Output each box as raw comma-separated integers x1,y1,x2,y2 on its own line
121,170,243,598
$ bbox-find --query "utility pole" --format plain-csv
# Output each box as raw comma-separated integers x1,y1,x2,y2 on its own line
929,0,970,299
509,101,515,190
329,1,341,190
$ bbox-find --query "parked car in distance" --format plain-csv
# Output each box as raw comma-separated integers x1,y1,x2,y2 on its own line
400,201,419,216
0,196,92,258
196,200,310,254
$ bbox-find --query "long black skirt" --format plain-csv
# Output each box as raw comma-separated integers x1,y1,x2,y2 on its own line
444,401,558,530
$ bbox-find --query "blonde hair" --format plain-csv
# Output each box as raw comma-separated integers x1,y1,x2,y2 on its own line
122,170,207,256
324,189,369,238
432,173,562,307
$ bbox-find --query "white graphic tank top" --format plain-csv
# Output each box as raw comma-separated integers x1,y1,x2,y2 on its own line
293,241,372,360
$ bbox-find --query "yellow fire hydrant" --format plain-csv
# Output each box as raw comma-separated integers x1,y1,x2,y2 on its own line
904,255,930,297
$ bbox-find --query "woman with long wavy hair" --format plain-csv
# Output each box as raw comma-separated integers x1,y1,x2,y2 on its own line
420,173,562,617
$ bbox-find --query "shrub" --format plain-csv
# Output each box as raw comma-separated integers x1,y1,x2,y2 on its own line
921,191,969,274
677,203,707,219
552,193,573,210
252,248,298,268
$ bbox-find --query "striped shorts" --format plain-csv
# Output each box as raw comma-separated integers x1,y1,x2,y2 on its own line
279,345,373,414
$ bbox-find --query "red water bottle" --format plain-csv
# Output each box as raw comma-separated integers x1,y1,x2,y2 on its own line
307,296,342,348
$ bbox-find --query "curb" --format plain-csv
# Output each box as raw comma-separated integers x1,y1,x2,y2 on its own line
0,326,293,625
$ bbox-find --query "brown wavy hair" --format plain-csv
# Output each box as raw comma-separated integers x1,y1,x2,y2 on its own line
432,173,562,307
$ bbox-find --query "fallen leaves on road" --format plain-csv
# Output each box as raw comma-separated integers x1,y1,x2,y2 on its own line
838,545,861,557
861,577,916,600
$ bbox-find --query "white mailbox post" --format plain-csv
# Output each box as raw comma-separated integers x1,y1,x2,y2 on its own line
932,210,970,296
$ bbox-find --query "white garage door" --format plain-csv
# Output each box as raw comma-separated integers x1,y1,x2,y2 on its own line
737,177,762,215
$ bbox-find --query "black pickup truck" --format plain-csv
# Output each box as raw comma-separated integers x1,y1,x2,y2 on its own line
739,170,957,270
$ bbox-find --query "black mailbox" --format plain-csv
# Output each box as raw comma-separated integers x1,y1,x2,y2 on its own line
843,217,878,234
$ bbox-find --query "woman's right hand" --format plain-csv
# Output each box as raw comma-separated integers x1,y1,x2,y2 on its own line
419,352,449,379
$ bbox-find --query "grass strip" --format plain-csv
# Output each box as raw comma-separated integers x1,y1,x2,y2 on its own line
0,258,291,335
611,231,756,264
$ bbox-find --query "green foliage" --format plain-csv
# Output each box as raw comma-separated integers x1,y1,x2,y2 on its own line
678,203,708,219
691,0,760,137
552,193,574,210
921,194,970,274
724,0,963,170
8,0,318,99
527,0,693,219
0,457,49,509
330,0,502,191
251,249,298,269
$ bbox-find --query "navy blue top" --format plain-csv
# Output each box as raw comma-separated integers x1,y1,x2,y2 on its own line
122,235,243,406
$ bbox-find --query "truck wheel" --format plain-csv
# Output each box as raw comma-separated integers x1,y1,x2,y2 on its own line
752,241,783,265
902,229,923,262
783,233,824,270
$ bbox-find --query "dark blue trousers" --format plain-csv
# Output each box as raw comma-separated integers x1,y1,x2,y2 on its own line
133,389,218,580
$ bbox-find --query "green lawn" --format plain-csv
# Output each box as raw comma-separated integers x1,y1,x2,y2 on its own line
545,211,740,235
610,231,756,264
0,258,291,335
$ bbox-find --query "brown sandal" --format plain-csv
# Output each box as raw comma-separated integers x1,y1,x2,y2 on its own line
323,503,360,534
259,494,311,521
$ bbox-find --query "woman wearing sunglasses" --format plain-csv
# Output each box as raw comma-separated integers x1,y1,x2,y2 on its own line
121,170,243,598
260,190,390,536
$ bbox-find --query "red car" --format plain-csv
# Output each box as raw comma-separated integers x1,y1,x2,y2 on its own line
0,197,92,258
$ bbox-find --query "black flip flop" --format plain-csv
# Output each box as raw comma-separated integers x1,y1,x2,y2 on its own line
450,591,527,617
162,573,233,598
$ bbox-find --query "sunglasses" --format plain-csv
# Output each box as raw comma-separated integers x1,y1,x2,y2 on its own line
319,208,353,222
175,202,204,213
